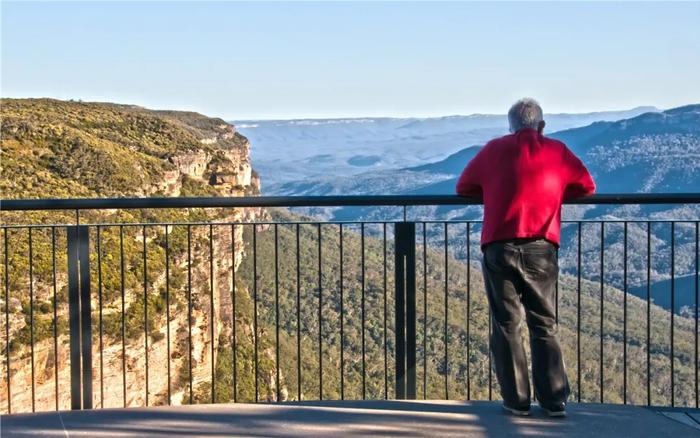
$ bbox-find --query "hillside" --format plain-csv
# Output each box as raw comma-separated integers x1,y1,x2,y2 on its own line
554,104,700,195
0,98,267,412
1,98,258,201
231,209,697,405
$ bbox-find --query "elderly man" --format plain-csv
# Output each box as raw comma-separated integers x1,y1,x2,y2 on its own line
456,98,595,417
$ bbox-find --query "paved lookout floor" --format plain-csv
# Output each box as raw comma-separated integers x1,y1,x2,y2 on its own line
2,400,700,437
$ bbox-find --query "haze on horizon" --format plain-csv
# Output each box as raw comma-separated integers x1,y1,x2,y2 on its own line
2,1,699,120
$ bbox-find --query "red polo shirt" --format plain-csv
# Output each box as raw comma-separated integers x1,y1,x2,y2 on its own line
455,128,595,247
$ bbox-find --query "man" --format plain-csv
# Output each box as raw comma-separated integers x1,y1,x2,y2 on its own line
455,98,595,417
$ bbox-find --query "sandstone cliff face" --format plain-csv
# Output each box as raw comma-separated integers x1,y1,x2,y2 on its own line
0,100,276,413
1,224,256,411
169,151,212,180
158,123,256,197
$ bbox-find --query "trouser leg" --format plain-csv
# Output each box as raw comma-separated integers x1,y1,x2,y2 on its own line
520,250,570,406
482,246,531,407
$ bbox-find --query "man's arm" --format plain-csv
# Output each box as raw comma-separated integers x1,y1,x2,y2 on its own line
563,148,595,200
455,148,485,197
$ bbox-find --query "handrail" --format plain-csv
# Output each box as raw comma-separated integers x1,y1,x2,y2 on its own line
2,193,700,211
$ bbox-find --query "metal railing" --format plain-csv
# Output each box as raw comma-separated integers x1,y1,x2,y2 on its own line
1,193,699,413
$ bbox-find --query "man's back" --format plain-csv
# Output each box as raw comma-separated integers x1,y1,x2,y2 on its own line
458,98,595,417
456,127,595,246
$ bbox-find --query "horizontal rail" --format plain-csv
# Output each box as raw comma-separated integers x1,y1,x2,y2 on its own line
2,193,700,211
4,219,700,229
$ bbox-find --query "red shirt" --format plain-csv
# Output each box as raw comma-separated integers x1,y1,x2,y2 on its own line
455,128,595,247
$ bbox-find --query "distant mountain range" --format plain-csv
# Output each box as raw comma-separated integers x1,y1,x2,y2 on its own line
243,104,700,311
234,106,658,191
263,105,699,201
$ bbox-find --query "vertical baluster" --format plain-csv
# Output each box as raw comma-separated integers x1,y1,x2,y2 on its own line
482,222,492,401
466,222,471,401
361,223,366,400
29,228,35,412
4,228,10,414
443,223,448,400
120,226,126,407
187,225,193,404
670,221,675,407
339,224,345,400
696,221,699,409
423,223,428,400
143,225,149,407
209,225,215,404
488,227,492,401
693,222,700,409
96,226,103,408
555,246,559,324
577,221,582,403
296,224,302,401
275,224,280,402
318,223,323,400
51,227,59,410
253,224,259,403
383,223,388,399
488,309,492,400
165,225,171,405
232,225,239,402
600,222,604,404
623,222,628,405
647,221,652,406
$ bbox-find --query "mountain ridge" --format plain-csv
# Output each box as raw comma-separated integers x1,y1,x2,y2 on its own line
236,106,661,190
271,104,699,198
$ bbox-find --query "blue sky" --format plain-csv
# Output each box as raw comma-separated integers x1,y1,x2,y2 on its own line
2,1,699,119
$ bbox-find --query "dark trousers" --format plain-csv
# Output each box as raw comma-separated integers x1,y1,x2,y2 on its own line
481,238,570,408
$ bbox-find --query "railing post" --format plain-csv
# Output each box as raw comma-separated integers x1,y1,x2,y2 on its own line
395,222,416,399
67,226,92,410
67,227,81,410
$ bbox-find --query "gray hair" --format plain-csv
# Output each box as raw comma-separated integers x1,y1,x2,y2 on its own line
508,98,544,132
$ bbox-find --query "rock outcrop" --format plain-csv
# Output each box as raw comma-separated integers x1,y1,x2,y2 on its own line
0,99,274,413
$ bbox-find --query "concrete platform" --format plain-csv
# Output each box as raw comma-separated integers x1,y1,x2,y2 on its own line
2,400,700,437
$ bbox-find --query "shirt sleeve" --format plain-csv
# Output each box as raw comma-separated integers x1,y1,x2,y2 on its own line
563,147,596,200
455,147,486,197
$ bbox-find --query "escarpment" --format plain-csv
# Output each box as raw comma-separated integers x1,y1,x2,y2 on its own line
0,98,282,412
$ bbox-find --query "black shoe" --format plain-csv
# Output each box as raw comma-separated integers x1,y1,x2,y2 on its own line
540,402,566,417
502,403,530,416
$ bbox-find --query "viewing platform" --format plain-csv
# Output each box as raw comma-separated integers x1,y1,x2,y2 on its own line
3,194,700,437
3,400,700,437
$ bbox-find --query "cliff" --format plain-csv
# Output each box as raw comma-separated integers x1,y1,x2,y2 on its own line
0,98,278,412
0,98,260,199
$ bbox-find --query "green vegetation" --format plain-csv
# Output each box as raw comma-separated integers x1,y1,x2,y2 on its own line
217,209,698,406
0,98,263,412
1,98,696,413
